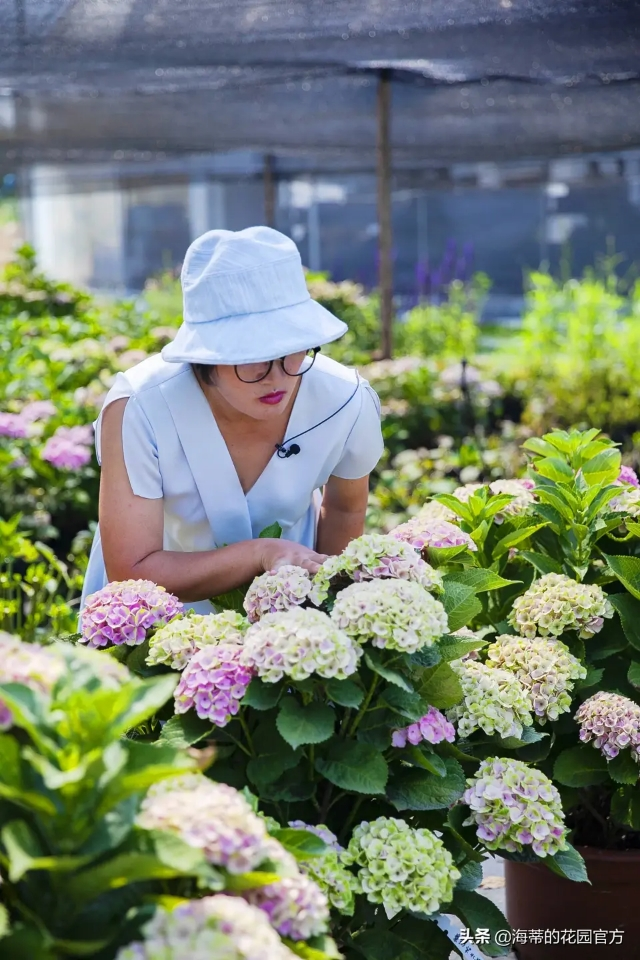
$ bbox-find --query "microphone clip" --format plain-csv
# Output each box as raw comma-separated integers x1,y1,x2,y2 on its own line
275,442,301,459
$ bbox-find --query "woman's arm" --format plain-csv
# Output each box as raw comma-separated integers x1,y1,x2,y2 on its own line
99,399,327,602
315,474,370,555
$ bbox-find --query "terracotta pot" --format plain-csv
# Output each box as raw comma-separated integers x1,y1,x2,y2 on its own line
504,848,640,959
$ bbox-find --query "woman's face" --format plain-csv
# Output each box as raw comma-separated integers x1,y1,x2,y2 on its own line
205,351,310,421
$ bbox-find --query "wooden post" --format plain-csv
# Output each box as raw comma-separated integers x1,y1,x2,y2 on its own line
377,69,393,359
264,153,276,227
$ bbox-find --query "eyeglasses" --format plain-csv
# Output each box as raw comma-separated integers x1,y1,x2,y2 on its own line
235,347,320,383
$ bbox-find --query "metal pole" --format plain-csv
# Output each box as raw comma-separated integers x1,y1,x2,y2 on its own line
377,69,393,359
264,153,276,227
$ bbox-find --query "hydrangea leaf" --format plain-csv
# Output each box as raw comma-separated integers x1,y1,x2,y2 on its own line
455,860,484,892
276,698,335,749
533,457,575,484
324,677,364,708
441,582,482,632
545,844,589,884
417,662,463,710
608,593,640,650
159,713,214,748
365,649,413,692
242,678,284,710
445,570,520,594
212,586,249,615
450,889,512,957
580,449,621,487
246,748,301,788
315,742,388,794
381,687,429,722
387,758,466,810
270,828,326,859
258,522,283,539
607,750,639,786
519,551,562,576
492,522,549,560
611,785,640,829
405,745,448,778
437,635,487,663
553,745,609,788
602,554,640,602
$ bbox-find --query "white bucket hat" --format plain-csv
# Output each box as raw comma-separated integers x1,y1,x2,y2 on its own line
161,226,348,365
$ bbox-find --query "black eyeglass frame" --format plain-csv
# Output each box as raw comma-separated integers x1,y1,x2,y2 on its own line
234,347,321,383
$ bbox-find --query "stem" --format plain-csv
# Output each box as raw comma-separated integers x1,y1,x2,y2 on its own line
319,782,333,823
340,795,364,842
225,733,252,758
349,675,379,736
239,716,255,755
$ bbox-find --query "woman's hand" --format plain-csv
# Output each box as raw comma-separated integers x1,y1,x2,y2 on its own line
258,538,328,575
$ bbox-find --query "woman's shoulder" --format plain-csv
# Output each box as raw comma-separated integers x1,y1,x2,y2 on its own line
106,354,189,401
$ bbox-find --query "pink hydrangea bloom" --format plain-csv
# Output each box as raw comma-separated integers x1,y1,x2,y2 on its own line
392,706,456,748
41,434,91,470
55,424,94,445
80,579,183,648
0,412,29,438
243,871,330,941
21,400,57,422
618,465,640,488
244,565,312,623
174,643,255,727
390,517,477,552
0,633,65,728
575,691,640,761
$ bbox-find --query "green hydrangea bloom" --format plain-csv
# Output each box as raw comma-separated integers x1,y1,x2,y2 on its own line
147,611,248,670
508,573,614,640
448,659,533,739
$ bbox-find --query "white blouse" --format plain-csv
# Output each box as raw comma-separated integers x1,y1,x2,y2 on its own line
81,353,384,614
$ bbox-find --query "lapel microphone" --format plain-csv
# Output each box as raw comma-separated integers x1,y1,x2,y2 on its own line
274,375,361,461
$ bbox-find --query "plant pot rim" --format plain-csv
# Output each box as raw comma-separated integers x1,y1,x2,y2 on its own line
503,846,640,870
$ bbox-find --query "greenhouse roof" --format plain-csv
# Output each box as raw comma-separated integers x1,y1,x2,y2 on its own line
1,0,640,167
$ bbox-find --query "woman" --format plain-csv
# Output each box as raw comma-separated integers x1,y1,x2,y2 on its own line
81,226,384,614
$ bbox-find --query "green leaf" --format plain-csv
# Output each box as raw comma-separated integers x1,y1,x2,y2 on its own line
315,742,388,794
534,457,575,483
608,750,639,785
492,523,549,560
159,713,214,748
450,889,511,957
1,821,91,882
628,661,640,689
445,570,519,594
581,449,621,487
97,741,193,815
276,698,335,749
545,844,590,883
225,870,283,891
212,586,248,615
611,785,640,829
324,678,364,708
519,550,562,575
259,522,283,539
441,581,482,632
433,494,474,523
417,662,463,709
577,665,605,689
0,903,8,939
270,828,326,860
553,745,609,787
66,845,206,904
437,634,487,662
426,545,469,566
246,748,301,788
522,437,559,458
364,649,413,692
110,674,179,738
609,593,640,651
455,860,483,892
408,646,442,668
405,745,448,777
603,554,640,601
387,758,466,810
242,678,283,710
381,688,429,722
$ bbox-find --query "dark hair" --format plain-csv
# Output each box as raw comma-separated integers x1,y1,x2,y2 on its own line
191,362,217,385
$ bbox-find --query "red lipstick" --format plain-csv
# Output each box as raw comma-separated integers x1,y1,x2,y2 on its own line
259,390,286,405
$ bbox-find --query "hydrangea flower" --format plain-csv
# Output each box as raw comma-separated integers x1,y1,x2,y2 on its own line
244,566,312,623
137,775,273,874
448,660,533,740
0,411,29,438
80,579,183,648
486,634,586,724
287,822,355,915
392,706,456,748
21,400,57,422
609,487,640,518
487,479,536,521
390,516,477,552
147,611,248,669
452,482,484,502
241,607,362,683
575,692,640,761
0,633,65,729
41,425,94,470
174,643,254,727
418,499,457,522
309,533,442,606
243,869,330,941
508,573,614,640
341,817,460,918
116,895,297,960
618,465,640,488
330,579,448,654
462,758,569,857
